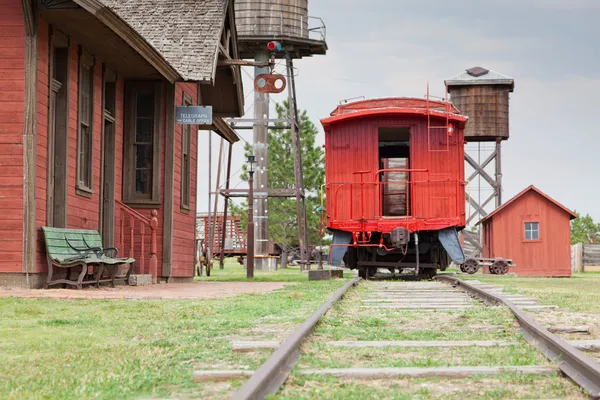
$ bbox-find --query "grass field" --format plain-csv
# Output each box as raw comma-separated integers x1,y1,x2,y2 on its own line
0,264,349,399
462,272,600,313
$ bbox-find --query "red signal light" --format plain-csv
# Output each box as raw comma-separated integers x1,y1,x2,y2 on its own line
267,41,281,51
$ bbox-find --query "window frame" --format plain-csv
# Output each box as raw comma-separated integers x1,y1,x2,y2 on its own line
523,221,541,242
123,81,163,207
180,92,193,212
76,47,95,196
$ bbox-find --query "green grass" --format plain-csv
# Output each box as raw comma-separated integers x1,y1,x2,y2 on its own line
0,277,350,399
195,259,354,282
462,272,600,313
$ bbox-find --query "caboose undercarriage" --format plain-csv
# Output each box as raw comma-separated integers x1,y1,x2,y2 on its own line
332,227,465,280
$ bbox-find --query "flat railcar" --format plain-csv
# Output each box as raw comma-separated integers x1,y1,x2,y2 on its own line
321,97,468,278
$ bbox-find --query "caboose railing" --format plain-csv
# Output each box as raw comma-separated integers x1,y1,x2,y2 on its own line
116,200,158,283
326,172,463,228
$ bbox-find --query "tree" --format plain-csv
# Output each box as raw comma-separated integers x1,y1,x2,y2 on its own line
232,101,324,248
570,211,600,244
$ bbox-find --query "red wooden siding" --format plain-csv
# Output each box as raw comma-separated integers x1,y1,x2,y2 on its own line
482,190,572,277
0,1,25,272
325,115,464,227
171,82,197,277
33,23,165,275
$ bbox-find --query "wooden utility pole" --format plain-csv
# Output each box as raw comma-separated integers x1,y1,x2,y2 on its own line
247,165,255,278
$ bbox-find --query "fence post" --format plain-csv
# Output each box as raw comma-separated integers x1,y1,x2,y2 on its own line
149,210,158,284
571,243,583,273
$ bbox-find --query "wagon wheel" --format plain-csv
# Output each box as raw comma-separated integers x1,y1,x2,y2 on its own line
491,260,509,275
461,258,479,274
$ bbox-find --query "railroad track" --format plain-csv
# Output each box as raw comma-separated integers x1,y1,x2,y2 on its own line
194,276,600,399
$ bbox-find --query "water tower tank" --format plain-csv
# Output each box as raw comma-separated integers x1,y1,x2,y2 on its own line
236,0,308,38
446,67,515,141
235,0,327,58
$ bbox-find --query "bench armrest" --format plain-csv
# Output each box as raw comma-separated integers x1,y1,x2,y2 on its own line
102,248,119,257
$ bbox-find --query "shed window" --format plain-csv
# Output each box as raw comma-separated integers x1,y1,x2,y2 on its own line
524,222,539,241
77,48,95,194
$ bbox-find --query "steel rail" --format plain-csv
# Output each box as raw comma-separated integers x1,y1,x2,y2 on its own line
232,277,361,400
436,275,600,398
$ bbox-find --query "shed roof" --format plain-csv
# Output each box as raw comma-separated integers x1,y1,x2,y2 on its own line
77,0,230,83
445,67,515,91
477,185,577,225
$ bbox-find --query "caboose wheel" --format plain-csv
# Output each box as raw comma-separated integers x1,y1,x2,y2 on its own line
461,258,479,274
491,260,509,275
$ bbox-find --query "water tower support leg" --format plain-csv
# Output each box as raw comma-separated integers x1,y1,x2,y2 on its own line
495,139,502,207
253,51,271,270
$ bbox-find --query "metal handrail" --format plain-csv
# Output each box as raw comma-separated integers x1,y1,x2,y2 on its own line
307,16,326,41
326,177,462,223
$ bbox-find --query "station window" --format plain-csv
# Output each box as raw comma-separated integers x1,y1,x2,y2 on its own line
123,81,162,206
524,222,539,241
77,48,95,194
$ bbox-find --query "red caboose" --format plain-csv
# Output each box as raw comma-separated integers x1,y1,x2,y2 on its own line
321,97,468,278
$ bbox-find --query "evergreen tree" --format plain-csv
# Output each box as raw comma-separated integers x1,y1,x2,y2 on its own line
570,211,600,244
232,101,324,248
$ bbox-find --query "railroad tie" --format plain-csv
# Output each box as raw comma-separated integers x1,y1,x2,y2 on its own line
230,340,513,352
193,366,558,381
300,366,558,379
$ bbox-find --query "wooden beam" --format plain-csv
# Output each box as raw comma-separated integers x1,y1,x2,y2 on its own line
466,149,497,183
465,153,498,189
193,366,557,382
300,366,557,379
232,341,279,352
326,340,510,348
548,326,590,335
569,340,600,353
217,59,270,68
361,305,474,310
463,234,483,251
162,83,176,278
193,370,253,382
22,0,37,275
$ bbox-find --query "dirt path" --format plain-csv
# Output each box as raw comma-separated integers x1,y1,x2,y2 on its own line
0,281,291,300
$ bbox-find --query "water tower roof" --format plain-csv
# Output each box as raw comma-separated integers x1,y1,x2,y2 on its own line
445,67,515,91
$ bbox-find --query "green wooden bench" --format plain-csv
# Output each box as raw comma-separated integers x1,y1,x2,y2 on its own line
41,227,135,289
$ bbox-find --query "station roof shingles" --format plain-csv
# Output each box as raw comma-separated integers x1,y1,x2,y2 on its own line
100,0,229,83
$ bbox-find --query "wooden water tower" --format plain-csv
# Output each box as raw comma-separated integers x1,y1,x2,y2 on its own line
225,1,327,270
445,67,515,255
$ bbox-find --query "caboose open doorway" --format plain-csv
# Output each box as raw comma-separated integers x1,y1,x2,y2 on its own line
378,127,410,217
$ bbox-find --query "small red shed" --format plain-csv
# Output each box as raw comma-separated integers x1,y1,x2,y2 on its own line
479,186,577,277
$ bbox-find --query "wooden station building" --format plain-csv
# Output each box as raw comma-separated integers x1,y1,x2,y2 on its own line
0,0,243,287
479,186,576,277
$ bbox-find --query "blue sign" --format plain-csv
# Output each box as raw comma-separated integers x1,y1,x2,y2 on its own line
176,106,212,125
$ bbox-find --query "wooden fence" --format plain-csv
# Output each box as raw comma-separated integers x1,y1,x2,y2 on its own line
571,244,600,272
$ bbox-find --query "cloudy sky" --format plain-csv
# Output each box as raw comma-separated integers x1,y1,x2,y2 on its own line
198,0,600,224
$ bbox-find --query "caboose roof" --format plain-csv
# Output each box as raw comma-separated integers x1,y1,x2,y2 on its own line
321,97,468,129
445,67,515,91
